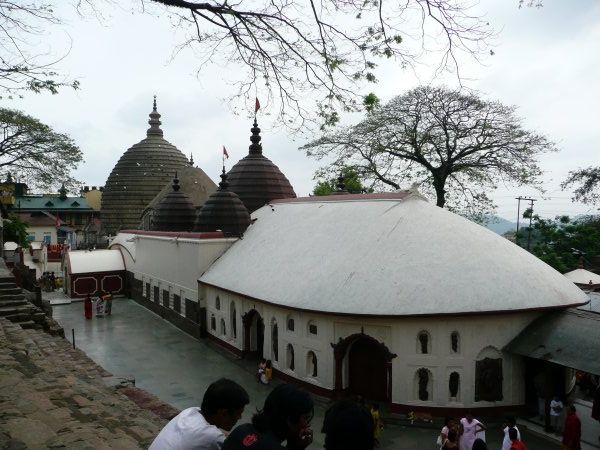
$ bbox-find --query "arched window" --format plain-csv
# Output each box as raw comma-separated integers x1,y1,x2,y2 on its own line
271,321,279,361
286,344,295,371
220,318,226,336
414,368,433,401
449,372,460,400
215,296,221,310
417,331,430,354
451,331,460,353
287,317,295,332
307,321,317,336
306,351,318,377
210,315,216,331
230,301,237,339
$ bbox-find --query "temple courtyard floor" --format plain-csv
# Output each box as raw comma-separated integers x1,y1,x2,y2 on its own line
51,298,571,449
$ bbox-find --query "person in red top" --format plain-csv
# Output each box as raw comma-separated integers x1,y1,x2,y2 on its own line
84,294,93,320
508,427,527,450
562,405,582,450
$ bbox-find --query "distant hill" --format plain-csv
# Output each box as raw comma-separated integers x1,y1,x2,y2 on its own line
481,216,517,235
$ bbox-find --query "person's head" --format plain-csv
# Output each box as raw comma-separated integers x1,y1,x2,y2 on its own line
266,360,272,369
568,404,577,414
200,378,250,431
260,358,266,364
252,384,314,442
508,427,519,442
444,416,453,427
553,395,560,401
465,410,473,422
506,416,516,428
371,403,379,411
472,438,488,450
447,430,457,443
322,399,374,450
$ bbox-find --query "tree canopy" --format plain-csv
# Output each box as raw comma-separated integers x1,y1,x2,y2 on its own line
561,166,600,206
313,166,372,196
2,214,29,248
0,108,83,190
302,86,556,218
527,215,600,274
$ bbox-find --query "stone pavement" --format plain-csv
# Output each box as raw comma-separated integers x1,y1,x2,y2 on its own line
0,317,169,449
53,299,561,449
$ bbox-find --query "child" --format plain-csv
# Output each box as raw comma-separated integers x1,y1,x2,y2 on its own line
260,360,273,385
371,403,383,447
257,358,266,382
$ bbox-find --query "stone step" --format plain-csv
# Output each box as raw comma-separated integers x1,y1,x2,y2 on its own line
0,287,22,295
19,320,43,330
0,299,29,308
5,312,34,323
0,282,17,289
0,276,16,283
0,293,25,300
0,305,34,317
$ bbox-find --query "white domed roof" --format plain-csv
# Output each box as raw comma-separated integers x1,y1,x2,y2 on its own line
200,193,588,316
564,268,600,286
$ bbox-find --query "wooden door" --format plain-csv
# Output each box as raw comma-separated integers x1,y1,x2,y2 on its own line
348,338,388,400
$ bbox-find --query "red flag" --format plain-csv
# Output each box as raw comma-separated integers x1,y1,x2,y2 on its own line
255,97,261,113
223,146,229,159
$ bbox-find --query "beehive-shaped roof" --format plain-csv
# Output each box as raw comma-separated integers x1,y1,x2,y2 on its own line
226,119,296,213
150,174,196,232
101,97,190,234
194,168,251,237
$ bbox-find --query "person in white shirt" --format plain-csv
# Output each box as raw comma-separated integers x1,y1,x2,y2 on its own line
150,378,249,450
550,395,564,434
501,416,520,450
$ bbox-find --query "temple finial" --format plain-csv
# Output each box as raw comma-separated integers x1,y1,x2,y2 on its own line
172,172,180,192
334,172,348,195
147,96,163,137
189,153,194,166
248,118,262,155
218,166,229,191
153,95,157,111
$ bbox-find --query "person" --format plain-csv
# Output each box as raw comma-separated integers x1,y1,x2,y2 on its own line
370,403,383,447
222,383,313,450
508,427,526,450
322,399,374,450
260,360,273,385
459,412,486,450
591,381,600,442
562,405,582,450
149,378,249,450
441,430,458,449
95,293,105,317
257,358,267,382
103,292,113,316
550,395,564,434
84,294,93,320
501,416,520,450
438,417,454,448
49,272,56,291
471,439,487,450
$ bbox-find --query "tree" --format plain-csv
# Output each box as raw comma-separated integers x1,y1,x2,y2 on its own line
2,214,29,248
150,0,493,127
561,166,600,206
0,1,81,98
527,215,600,273
313,166,372,196
302,86,556,217
0,108,83,190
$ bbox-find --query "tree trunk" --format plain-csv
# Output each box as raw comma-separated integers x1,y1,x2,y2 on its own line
433,178,446,208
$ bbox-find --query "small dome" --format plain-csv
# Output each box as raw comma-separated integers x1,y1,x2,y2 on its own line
194,169,251,237
151,174,196,232
101,97,190,234
226,119,296,213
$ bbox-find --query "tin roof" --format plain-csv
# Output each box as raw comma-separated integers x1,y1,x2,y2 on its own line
67,249,125,274
15,196,93,211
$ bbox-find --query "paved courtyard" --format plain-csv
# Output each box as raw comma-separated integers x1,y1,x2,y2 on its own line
53,299,562,449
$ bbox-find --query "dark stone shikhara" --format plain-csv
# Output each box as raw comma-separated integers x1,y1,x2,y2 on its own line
151,174,196,232
101,97,190,234
195,169,251,237
226,119,296,213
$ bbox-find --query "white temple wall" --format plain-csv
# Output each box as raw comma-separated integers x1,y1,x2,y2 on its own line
204,284,540,409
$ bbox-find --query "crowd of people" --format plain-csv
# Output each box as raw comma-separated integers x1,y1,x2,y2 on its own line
38,271,57,291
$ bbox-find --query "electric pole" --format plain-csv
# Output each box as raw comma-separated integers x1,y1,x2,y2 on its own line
526,198,536,251
515,196,536,250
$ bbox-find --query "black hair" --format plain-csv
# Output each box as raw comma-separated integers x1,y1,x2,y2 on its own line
252,384,314,440
508,427,518,441
569,404,576,413
506,416,516,426
444,416,453,426
201,378,249,416
447,430,457,443
472,438,488,450
371,403,379,411
322,399,374,450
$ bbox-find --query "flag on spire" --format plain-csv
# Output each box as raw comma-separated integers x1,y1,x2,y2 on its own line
255,97,261,113
223,146,229,159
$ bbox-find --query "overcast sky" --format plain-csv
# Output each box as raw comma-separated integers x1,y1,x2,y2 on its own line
6,0,600,220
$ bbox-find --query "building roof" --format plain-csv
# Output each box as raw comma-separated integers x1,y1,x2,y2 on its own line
200,192,588,316
14,195,93,211
3,241,18,251
564,268,600,286
226,119,296,213
151,175,196,232
16,212,55,227
101,98,190,234
504,308,600,375
67,249,125,274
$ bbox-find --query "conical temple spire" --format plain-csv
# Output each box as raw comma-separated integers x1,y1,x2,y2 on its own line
189,153,194,166
334,172,348,194
248,119,262,155
172,172,181,192
218,166,229,191
147,95,164,137
59,183,67,200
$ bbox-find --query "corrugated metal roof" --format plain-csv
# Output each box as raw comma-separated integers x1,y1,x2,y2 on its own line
200,194,588,316
67,250,125,274
15,195,93,211
504,308,600,375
